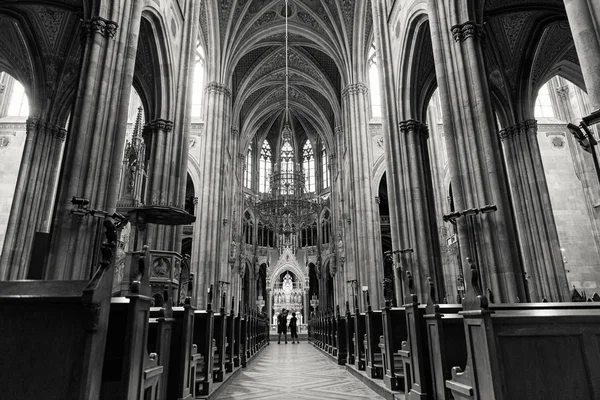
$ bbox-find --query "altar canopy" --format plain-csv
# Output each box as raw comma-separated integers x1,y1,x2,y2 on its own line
273,272,304,319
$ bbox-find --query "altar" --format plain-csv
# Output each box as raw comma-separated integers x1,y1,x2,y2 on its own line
271,271,305,330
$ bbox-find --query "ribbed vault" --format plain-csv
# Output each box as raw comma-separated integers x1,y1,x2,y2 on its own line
202,0,373,150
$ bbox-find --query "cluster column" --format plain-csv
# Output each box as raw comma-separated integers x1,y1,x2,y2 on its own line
46,6,145,280
564,0,600,109
142,119,179,250
194,82,232,308
428,0,526,302
500,120,569,301
342,83,383,309
398,120,444,300
0,119,66,279
371,0,443,302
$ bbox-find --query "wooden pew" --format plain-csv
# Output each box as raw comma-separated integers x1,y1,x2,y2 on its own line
445,263,600,399
380,303,407,391
148,277,198,400
212,293,227,382
100,246,163,400
148,304,175,400
0,222,118,400
345,301,356,365
363,291,384,379
425,302,467,400
192,285,215,396
233,301,241,367
225,297,236,373
335,305,347,365
353,299,367,370
240,310,248,367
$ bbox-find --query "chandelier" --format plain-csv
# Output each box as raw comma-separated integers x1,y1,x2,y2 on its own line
254,0,319,235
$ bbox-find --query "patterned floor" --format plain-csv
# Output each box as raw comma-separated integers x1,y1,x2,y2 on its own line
218,343,384,400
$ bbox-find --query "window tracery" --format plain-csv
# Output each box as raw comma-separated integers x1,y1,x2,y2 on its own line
245,144,253,189
302,140,315,193
259,140,272,193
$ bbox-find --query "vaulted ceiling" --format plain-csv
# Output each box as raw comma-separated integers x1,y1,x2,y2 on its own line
482,0,582,121
200,0,373,151
0,0,84,123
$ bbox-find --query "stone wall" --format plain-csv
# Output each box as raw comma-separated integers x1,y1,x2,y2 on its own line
538,120,600,293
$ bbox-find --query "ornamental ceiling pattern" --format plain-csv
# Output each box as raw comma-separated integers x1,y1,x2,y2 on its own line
203,0,372,150
0,1,84,122
482,2,580,120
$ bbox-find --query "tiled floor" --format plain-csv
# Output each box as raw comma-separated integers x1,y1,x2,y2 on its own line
218,343,384,399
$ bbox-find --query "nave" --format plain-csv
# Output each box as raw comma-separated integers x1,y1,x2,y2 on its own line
219,343,385,400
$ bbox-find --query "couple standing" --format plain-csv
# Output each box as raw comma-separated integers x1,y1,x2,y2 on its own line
277,308,299,344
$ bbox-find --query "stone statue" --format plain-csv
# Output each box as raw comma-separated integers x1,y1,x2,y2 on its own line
230,240,237,260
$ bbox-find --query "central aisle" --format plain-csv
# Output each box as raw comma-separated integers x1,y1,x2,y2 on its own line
218,343,385,399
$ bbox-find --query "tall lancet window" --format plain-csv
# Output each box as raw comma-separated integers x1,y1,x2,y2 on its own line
245,144,253,189
321,144,330,189
259,141,272,193
280,133,294,195
302,141,315,193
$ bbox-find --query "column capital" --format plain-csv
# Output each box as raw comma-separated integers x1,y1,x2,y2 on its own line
451,21,485,42
399,119,429,138
50,125,67,141
556,85,570,99
206,82,232,98
231,126,239,136
342,83,369,99
26,118,39,132
147,119,174,133
334,126,344,136
523,119,538,133
82,16,119,40
499,119,538,141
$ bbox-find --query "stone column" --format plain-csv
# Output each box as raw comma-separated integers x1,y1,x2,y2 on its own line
342,83,384,309
398,120,444,299
564,0,600,109
0,120,66,279
46,6,145,280
500,120,569,301
428,0,527,302
371,0,444,302
194,82,232,307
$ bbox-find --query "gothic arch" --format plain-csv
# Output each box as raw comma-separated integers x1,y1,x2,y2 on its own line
135,11,175,120
398,9,436,121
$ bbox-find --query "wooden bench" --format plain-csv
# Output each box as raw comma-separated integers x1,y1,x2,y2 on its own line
364,298,384,379
233,302,241,367
444,265,600,399
224,298,236,373
100,247,163,400
192,307,214,396
0,225,118,400
148,302,199,400
345,301,356,365
380,304,407,391
353,311,366,370
335,305,347,365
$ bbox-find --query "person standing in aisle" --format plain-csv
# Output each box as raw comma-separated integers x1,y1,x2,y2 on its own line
289,312,298,343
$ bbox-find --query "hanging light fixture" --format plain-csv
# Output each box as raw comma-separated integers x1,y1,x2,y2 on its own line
254,0,319,236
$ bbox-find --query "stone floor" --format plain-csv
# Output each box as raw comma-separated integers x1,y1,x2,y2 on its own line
218,343,385,399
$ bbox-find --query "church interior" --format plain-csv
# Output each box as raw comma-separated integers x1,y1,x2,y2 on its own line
1,0,600,399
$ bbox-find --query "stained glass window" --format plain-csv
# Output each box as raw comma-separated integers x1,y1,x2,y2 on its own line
245,144,253,189
302,141,315,192
321,144,330,189
259,141,272,193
